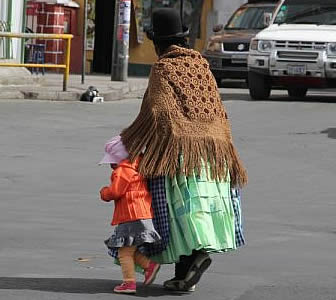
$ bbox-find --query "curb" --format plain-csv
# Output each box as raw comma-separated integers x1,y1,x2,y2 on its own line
0,89,228,102
0,73,149,101
0,87,147,101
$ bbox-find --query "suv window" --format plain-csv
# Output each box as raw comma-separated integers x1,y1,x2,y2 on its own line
226,5,275,30
274,0,336,25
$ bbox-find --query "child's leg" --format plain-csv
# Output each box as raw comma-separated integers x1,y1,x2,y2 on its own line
134,251,151,270
134,251,160,286
118,246,137,282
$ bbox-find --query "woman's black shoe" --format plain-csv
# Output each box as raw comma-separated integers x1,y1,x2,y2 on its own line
183,252,212,289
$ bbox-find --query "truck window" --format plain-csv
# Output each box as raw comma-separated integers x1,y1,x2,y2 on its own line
226,6,275,30
274,0,336,25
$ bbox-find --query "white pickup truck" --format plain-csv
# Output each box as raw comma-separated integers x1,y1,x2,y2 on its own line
247,0,336,99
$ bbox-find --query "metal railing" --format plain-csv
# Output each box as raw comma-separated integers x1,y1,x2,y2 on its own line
0,32,73,91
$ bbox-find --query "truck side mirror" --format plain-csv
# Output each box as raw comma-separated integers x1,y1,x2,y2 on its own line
213,24,224,33
264,12,273,27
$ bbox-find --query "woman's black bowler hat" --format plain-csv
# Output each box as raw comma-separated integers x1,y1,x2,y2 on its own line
147,8,189,41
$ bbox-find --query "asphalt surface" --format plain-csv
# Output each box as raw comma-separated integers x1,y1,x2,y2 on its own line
0,90,336,299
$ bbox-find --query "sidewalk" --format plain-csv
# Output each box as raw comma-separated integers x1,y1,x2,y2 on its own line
0,69,148,101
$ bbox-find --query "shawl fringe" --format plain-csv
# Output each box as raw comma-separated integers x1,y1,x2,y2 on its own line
121,112,247,187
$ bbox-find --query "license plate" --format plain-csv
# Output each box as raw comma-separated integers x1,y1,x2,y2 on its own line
231,54,247,64
287,65,306,76
231,54,247,60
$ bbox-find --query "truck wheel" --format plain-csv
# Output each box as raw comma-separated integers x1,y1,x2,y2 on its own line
288,88,308,99
248,71,271,100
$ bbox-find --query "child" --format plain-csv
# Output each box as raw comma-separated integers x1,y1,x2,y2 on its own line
99,136,161,294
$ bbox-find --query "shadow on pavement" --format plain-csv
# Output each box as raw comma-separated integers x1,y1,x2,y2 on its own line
320,128,336,139
220,92,336,103
271,95,336,103
0,277,183,297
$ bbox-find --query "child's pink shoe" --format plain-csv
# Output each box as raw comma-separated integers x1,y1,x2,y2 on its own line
144,262,161,285
114,281,136,294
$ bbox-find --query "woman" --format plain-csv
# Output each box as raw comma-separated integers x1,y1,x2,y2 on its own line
120,8,248,292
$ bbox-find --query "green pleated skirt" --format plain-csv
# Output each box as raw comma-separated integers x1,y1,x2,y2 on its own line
152,167,236,264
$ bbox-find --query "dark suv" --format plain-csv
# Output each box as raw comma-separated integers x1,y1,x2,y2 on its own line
203,0,279,86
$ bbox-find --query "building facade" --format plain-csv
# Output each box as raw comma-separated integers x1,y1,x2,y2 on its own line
1,0,244,75
81,0,244,76
128,0,213,76
129,0,245,76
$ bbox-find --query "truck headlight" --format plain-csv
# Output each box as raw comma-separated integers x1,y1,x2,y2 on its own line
327,43,336,57
258,40,273,53
250,40,273,53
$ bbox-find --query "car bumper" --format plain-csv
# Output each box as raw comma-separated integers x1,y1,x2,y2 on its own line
248,53,336,79
203,53,248,79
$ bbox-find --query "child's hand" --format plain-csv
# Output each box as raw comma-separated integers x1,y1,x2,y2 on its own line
100,186,111,202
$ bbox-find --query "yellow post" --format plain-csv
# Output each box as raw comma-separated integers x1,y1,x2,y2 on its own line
63,37,72,92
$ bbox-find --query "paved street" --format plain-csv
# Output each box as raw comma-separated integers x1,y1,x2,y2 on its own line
0,89,336,300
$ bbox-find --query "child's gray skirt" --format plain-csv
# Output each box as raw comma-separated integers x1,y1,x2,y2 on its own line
104,219,161,250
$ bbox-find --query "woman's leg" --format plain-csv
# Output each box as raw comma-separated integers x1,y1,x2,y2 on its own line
164,250,211,292
175,254,195,279
183,250,212,289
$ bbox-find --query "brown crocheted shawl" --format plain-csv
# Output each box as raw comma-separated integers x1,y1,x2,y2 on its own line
121,46,247,187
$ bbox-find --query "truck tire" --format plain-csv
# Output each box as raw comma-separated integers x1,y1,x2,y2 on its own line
288,88,308,99
248,71,271,100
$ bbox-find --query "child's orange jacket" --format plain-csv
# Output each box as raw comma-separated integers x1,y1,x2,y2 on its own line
100,158,153,225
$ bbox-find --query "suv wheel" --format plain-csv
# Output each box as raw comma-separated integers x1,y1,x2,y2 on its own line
248,71,271,100
288,88,308,99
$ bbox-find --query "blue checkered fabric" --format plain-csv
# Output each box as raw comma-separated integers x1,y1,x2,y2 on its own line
144,176,170,255
106,176,169,259
231,187,246,248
